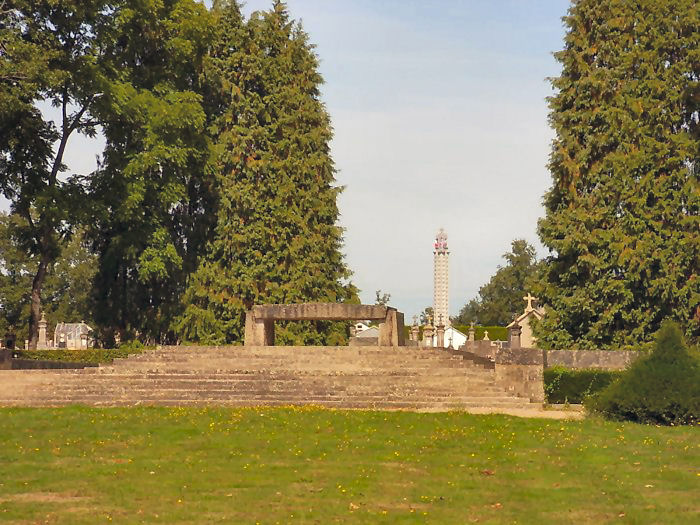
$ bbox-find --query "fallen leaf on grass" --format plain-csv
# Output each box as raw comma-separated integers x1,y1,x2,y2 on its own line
480,470,495,476
491,503,502,509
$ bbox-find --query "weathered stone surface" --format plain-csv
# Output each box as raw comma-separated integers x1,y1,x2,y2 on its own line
348,337,379,346
0,345,542,411
545,349,644,370
252,303,389,321
494,348,545,403
245,303,405,347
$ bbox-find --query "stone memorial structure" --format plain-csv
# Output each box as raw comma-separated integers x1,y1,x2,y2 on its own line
506,293,544,348
244,303,405,347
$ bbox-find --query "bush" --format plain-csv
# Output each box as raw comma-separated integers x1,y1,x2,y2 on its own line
14,348,148,365
544,367,623,404
453,325,507,341
586,321,700,425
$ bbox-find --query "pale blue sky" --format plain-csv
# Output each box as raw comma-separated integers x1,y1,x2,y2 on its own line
4,0,572,321
237,0,571,320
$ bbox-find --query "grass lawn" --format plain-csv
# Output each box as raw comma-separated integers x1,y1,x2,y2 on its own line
0,407,697,524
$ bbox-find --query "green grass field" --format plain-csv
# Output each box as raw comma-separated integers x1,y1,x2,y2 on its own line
0,407,697,524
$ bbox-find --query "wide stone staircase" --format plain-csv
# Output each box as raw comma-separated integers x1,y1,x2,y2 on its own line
0,345,538,410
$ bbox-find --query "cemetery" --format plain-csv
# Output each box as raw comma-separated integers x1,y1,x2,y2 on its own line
0,0,698,523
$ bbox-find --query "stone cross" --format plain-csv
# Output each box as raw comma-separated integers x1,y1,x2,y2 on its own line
523,293,537,312
412,315,418,327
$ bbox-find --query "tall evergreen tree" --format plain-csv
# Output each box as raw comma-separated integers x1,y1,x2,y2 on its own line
535,0,699,349
177,1,356,345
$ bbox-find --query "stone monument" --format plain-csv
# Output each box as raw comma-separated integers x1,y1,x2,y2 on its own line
506,293,545,348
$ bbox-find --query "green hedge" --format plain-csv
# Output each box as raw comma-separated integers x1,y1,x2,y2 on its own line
544,366,623,404
453,325,507,341
14,347,149,365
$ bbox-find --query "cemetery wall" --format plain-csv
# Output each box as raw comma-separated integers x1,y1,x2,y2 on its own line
545,350,644,370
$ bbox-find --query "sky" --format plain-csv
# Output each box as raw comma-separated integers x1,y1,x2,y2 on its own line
2,0,572,321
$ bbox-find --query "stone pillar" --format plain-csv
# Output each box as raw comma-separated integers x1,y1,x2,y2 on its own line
378,309,404,347
24,339,29,350
244,311,275,346
410,324,419,343
468,322,475,342
508,322,522,349
422,323,434,348
38,314,47,349
435,323,445,348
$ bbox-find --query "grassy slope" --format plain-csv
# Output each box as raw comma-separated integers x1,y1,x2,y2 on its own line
0,407,697,524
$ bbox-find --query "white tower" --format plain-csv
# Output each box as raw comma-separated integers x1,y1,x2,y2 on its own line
433,228,450,327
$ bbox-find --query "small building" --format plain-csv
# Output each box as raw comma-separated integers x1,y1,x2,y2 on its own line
53,322,93,349
433,325,467,349
349,325,379,346
507,293,544,348
351,322,371,336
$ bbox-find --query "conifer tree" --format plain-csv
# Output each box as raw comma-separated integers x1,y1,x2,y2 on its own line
177,1,356,344
535,0,699,349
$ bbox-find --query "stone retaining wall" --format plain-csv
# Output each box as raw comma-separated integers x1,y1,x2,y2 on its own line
494,348,545,403
545,350,644,370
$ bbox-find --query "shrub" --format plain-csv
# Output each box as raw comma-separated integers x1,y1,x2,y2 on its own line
586,321,700,425
544,367,623,404
453,325,508,341
14,348,148,365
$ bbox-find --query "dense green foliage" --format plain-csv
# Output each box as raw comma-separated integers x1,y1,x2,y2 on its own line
454,240,538,326
587,322,700,425
14,347,147,364
0,0,108,347
453,325,507,342
1,407,698,523
176,2,356,345
0,213,96,342
1,1,354,346
544,366,622,404
88,0,215,345
534,0,700,349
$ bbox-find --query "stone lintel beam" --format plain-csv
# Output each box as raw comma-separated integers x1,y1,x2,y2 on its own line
244,303,405,346
251,303,391,321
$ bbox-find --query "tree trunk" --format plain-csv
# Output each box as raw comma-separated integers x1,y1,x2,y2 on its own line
28,254,50,350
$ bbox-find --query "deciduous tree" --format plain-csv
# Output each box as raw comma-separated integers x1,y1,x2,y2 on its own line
454,239,538,326
88,0,215,344
0,0,109,348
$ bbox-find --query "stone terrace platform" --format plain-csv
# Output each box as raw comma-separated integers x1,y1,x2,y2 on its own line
0,345,552,412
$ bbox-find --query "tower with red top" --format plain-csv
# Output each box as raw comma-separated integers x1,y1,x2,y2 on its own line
433,228,449,327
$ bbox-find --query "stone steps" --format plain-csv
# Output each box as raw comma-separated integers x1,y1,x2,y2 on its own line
0,399,534,410
0,345,539,410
